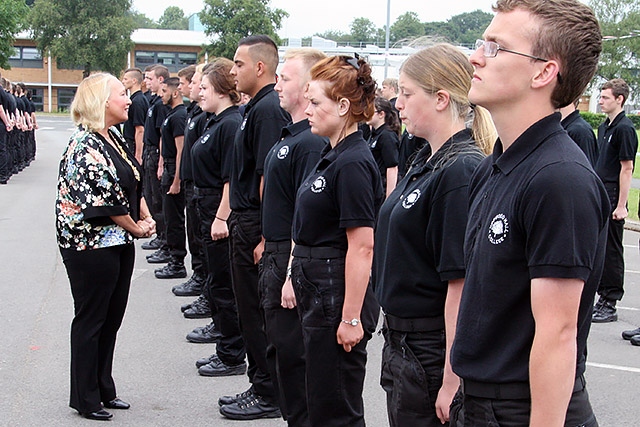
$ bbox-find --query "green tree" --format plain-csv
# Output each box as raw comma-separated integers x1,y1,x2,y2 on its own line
129,10,158,29
390,11,423,44
0,0,30,69
350,17,376,44
446,10,493,45
590,0,640,94
158,6,188,30
30,0,135,78
199,0,288,59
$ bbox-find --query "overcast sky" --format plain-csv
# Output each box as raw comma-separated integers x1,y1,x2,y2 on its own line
132,0,497,38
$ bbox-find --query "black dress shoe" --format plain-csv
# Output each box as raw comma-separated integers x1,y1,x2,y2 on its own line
80,409,113,420
141,237,163,250
187,321,221,343
622,327,640,340
219,393,281,420
172,275,205,296
218,387,255,407
592,299,617,323
631,335,640,346
198,354,246,377
146,249,172,264
183,295,211,318
180,300,193,312
196,353,217,368
155,262,187,279
104,398,130,409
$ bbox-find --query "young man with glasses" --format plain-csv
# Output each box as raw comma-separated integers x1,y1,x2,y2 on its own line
451,1,607,426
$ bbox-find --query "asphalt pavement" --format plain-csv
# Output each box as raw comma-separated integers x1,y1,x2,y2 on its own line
0,115,639,426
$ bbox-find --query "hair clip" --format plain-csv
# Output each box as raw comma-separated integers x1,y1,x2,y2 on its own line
343,56,360,70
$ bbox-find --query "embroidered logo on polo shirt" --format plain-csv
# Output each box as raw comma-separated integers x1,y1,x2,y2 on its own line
188,119,195,130
163,118,168,127
241,117,247,131
310,176,326,193
488,214,509,245
200,134,210,144
369,138,379,149
277,145,290,160
402,189,421,209
147,108,153,117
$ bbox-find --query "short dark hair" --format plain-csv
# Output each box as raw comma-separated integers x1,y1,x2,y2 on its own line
494,0,602,109
164,77,180,90
238,35,279,73
124,68,144,84
177,65,196,82
601,78,630,106
151,64,170,81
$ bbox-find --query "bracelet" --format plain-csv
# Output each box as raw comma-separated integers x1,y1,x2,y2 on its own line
286,266,292,278
215,215,228,222
141,214,151,220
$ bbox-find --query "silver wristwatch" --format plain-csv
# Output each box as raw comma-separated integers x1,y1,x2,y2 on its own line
342,318,360,326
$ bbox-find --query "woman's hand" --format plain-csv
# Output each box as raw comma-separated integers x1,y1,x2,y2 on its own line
211,217,229,241
336,322,364,353
135,220,153,238
281,278,297,309
143,216,156,236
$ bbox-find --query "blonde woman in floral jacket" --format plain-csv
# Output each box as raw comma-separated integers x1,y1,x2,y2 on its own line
56,73,155,421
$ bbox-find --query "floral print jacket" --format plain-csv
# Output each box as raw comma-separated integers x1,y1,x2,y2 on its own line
56,126,132,250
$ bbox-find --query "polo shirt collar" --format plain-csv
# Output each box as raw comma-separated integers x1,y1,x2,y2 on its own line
560,109,581,128
207,105,239,127
493,112,564,175
605,110,626,128
413,128,473,173
281,119,310,139
244,84,276,116
318,130,364,167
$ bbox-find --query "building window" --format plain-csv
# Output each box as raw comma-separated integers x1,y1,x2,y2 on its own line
29,88,44,112
58,88,76,113
135,51,198,73
9,46,43,68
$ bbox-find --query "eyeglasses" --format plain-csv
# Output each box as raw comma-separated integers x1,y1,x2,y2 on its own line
474,39,549,62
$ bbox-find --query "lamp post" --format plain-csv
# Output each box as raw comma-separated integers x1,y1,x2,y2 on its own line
384,0,390,78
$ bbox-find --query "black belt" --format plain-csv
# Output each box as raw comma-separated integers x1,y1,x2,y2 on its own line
265,241,291,253
384,313,445,332
293,245,346,259
193,186,221,196
461,374,586,400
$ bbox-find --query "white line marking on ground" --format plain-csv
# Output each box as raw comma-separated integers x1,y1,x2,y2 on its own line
587,362,640,374
618,306,640,311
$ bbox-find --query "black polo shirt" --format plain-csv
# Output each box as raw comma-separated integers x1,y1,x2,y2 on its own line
594,111,638,186
368,124,399,187
180,102,209,182
292,131,384,251
0,90,10,134
191,106,240,190
561,110,598,167
6,92,16,117
398,130,428,180
160,104,187,160
262,119,327,242
373,129,483,318
123,90,149,144
143,95,168,148
229,84,291,211
451,113,610,384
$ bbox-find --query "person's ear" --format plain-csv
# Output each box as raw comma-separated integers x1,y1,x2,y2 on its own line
435,90,450,112
337,98,350,117
532,60,560,90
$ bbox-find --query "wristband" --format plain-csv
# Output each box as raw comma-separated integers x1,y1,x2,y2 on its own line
215,215,228,222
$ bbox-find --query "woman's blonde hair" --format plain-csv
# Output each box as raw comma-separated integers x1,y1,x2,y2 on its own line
70,73,115,132
400,44,496,154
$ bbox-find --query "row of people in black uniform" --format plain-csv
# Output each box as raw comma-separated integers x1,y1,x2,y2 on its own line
114,3,618,425
0,75,38,184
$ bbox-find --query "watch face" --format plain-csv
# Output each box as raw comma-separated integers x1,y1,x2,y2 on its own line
350,319,359,326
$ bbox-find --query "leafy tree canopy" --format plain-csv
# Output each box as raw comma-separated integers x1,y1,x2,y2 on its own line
0,0,30,69
200,0,288,59
30,0,135,77
159,6,188,30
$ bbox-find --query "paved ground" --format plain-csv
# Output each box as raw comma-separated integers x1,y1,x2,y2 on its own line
1,115,639,426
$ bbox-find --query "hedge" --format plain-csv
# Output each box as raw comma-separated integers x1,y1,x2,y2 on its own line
579,111,640,129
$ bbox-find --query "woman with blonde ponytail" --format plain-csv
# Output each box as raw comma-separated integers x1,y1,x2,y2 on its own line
372,43,496,427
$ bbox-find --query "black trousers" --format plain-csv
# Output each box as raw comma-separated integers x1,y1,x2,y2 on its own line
60,244,134,414
381,327,446,427
291,252,379,427
161,161,186,262
450,382,598,427
183,180,206,278
0,130,8,179
598,217,625,301
259,242,309,426
143,146,165,240
195,189,245,365
228,210,277,403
